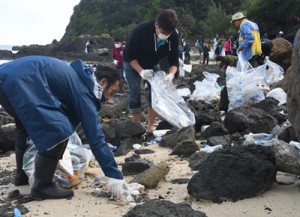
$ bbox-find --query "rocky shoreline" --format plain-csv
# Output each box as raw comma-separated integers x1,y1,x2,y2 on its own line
0,32,300,216
0,35,114,64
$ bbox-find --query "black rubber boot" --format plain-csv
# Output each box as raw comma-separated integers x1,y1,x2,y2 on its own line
30,154,74,200
14,147,29,186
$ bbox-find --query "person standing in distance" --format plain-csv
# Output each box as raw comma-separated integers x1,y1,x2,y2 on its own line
112,38,125,94
124,9,179,140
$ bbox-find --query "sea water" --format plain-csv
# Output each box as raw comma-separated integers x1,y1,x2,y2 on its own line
0,45,18,65
0,45,14,51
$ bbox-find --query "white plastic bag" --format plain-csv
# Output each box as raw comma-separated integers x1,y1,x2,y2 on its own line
236,52,253,72
190,72,221,103
176,88,191,97
148,71,195,128
266,87,287,105
264,57,284,85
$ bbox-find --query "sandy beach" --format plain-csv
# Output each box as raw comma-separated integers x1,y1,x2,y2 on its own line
1,142,300,217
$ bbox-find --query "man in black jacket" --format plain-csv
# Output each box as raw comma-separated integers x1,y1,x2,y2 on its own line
124,9,179,139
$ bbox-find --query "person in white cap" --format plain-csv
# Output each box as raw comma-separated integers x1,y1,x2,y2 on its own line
231,12,262,66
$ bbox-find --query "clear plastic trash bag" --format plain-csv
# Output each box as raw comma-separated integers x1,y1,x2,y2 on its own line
23,132,93,188
148,71,195,128
226,52,269,110
264,57,284,85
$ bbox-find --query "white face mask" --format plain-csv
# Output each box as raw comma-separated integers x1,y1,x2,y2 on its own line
92,73,103,100
156,25,170,40
114,43,121,48
157,33,170,40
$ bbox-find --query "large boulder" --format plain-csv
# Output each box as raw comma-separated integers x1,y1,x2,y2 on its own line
159,126,195,149
224,106,278,134
252,98,287,124
270,38,293,70
187,145,276,203
287,29,300,140
271,139,300,175
103,118,145,145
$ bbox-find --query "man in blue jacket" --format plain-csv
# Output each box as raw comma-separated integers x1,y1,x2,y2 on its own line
0,56,129,200
124,9,179,140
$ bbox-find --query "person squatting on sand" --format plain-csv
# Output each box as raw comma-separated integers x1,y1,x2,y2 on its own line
0,56,130,200
123,9,179,141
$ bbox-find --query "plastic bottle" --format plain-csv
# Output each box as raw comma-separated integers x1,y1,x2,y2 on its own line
121,190,133,203
155,137,161,143
200,144,223,153
13,208,22,217
243,133,273,146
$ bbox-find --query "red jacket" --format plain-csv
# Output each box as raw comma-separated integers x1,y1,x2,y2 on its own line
112,47,124,67
224,40,232,52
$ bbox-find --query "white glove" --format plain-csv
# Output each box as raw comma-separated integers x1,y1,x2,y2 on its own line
140,69,153,80
108,178,133,202
163,73,174,85
113,59,118,65
179,58,184,68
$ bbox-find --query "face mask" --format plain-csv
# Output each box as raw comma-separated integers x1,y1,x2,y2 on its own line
114,43,121,48
157,33,170,40
156,26,170,40
92,73,103,100
94,82,103,100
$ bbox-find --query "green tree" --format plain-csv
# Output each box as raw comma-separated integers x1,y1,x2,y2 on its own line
198,1,232,37
63,0,245,41
247,0,300,29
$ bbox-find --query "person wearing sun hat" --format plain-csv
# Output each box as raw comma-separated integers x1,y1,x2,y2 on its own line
231,12,262,66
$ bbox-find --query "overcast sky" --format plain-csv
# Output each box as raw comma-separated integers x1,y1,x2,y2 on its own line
0,0,81,46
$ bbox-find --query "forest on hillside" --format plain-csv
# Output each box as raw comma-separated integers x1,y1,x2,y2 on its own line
63,0,300,42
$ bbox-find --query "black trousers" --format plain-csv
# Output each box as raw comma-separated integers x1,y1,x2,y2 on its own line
0,87,28,150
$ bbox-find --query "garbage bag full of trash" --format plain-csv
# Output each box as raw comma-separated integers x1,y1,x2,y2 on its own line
23,132,93,188
148,71,195,128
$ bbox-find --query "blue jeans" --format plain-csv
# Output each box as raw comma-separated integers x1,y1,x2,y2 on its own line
124,62,159,113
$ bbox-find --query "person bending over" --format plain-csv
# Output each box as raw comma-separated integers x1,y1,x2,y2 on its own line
0,56,129,200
